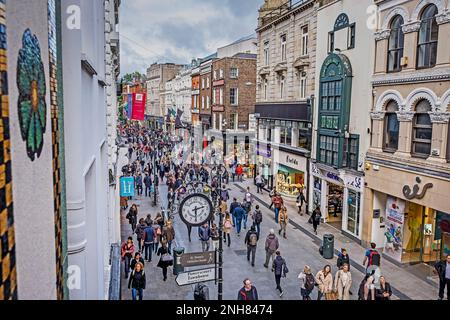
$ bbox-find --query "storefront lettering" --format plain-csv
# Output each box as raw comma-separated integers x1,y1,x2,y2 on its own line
345,176,362,191
326,172,340,182
402,177,433,200
286,155,299,166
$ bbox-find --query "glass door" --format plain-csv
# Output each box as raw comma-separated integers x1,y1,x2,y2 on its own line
347,190,360,236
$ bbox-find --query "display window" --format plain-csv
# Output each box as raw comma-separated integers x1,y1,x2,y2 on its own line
313,177,321,209
276,165,304,197
347,190,360,236
327,183,343,228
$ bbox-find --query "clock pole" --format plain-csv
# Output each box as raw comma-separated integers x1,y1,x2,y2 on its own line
217,166,224,301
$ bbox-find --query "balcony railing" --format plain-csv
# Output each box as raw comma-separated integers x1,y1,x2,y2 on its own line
259,0,311,27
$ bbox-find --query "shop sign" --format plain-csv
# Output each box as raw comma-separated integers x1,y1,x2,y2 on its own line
213,79,224,86
343,175,363,192
212,105,224,112
326,172,341,182
402,177,433,200
248,114,257,132
278,151,306,172
257,144,271,158
383,197,405,262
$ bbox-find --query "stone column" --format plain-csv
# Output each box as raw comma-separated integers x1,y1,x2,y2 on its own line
436,13,450,67
394,111,414,157
370,111,385,151
427,112,450,162
401,22,421,71
373,30,390,74
291,123,299,148
274,126,281,144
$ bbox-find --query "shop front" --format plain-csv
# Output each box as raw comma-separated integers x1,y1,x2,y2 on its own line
274,150,307,198
310,163,364,240
365,162,450,264
255,141,273,190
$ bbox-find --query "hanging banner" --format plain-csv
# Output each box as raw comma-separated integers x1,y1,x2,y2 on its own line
383,196,405,262
120,177,135,197
131,93,146,121
127,94,133,119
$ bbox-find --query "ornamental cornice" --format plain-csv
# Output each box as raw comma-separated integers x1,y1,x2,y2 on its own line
396,111,415,122
372,67,450,86
402,21,421,34
374,29,391,41
436,12,450,25
370,111,385,120
429,112,450,123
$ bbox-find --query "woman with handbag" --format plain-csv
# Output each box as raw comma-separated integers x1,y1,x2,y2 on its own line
315,265,333,300
296,188,306,215
334,263,352,300
157,240,173,281
223,212,233,247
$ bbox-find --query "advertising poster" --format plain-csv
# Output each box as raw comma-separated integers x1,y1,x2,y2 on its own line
127,93,133,119
442,232,450,259
120,177,135,197
383,196,405,262
131,93,146,121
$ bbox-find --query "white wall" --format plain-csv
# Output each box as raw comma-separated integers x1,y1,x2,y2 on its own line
63,0,110,300
217,37,257,58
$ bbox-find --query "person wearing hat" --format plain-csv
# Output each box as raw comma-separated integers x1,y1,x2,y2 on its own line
264,229,279,268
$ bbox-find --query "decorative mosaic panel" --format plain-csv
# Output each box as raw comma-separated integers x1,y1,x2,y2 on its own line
0,0,17,301
48,0,65,300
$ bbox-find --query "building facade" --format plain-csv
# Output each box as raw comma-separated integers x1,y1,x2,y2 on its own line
255,0,317,196
364,0,450,263
309,0,374,241
145,63,183,129
191,59,201,127
199,53,216,133
209,54,257,166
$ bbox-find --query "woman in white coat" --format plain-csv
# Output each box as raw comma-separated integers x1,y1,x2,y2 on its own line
334,263,352,300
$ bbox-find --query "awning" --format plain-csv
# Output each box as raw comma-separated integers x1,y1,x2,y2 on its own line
255,102,310,121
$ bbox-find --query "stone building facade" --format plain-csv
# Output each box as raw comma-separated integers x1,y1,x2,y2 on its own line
364,0,450,264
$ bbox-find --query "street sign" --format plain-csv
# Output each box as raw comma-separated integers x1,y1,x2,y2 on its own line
175,267,216,286
120,177,135,197
180,251,216,267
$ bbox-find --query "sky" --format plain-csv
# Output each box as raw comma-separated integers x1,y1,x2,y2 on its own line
119,0,264,77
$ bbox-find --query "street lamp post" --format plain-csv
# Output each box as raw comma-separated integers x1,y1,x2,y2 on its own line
153,155,159,206
216,165,225,301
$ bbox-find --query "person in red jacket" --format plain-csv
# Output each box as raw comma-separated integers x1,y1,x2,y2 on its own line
121,236,135,279
237,278,259,300
235,164,244,182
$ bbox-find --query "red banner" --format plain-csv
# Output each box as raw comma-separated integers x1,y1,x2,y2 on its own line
131,93,146,121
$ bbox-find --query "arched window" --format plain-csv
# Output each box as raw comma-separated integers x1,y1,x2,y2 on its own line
383,101,399,151
412,99,432,157
417,5,439,69
387,15,404,72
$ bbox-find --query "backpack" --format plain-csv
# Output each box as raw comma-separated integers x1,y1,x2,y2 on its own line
249,233,258,246
221,190,229,201
368,250,381,266
304,273,315,291
254,211,263,224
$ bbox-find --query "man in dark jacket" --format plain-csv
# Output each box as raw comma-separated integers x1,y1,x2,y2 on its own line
244,226,259,267
272,251,287,297
198,223,211,252
337,248,351,270
232,203,246,236
229,198,240,222
237,278,258,300
144,174,152,197
264,229,279,268
434,254,450,300
143,224,155,262
252,205,263,238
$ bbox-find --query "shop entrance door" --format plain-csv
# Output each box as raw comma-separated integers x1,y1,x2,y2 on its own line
326,183,344,230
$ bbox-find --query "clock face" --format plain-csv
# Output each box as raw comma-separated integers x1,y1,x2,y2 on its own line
179,193,213,227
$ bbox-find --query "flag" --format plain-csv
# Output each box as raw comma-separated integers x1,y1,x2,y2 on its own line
131,93,146,121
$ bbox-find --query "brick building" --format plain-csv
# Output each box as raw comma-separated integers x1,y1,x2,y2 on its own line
199,53,216,132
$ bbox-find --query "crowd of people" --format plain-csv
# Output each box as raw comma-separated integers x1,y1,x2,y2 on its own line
117,123,450,302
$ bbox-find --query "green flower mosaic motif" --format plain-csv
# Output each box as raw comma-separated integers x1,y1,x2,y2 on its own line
17,29,47,161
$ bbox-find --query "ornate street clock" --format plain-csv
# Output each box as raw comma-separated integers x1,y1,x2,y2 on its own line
179,193,213,227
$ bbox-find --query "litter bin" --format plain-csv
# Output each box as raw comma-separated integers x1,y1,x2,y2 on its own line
322,234,334,259
173,247,185,275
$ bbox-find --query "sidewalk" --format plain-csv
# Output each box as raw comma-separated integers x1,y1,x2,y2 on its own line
233,179,439,300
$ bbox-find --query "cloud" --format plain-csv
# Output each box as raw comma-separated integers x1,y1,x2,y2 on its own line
119,0,264,76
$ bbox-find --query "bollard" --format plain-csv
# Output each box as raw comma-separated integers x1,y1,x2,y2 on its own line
173,247,185,275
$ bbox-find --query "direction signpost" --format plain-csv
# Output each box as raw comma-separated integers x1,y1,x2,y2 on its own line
175,267,216,286
180,251,215,268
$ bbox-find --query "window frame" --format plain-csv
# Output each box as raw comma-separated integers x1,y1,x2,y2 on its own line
387,15,405,73
416,5,439,69
300,71,307,99
230,88,239,106
301,25,309,56
328,32,335,53
230,67,239,79
412,100,433,158
280,34,287,62
383,101,400,152
348,23,356,49
264,41,270,66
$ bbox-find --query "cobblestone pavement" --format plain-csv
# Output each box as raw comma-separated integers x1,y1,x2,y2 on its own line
120,160,438,300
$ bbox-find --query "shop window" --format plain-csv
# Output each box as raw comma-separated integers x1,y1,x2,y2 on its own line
387,15,404,72
277,165,304,197
343,135,359,170
347,190,360,236
383,100,399,152
280,126,292,145
417,4,439,69
298,125,310,150
412,99,432,158
319,135,339,167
